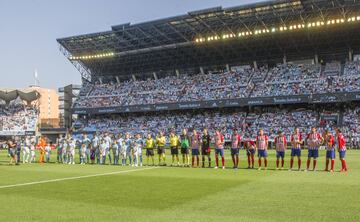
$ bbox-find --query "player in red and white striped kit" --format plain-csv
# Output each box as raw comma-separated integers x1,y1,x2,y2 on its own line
244,140,256,169
274,131,287,170
214,129,225,169
191,129,201,167
290,128,303,171
336,128,348,172
256,129,269,170
306,127,323,171
324,130,335,172
230,129,241,169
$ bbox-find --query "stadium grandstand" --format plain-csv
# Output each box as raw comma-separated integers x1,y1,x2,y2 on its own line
0,89,40,136
57,0,360,148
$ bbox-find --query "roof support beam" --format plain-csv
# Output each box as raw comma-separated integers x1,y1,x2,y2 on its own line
165,23,190,42
114,41,192,57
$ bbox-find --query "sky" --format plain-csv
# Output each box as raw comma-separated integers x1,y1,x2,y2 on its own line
0,0,263,90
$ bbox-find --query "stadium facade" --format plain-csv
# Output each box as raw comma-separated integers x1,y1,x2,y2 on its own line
57,0,360,117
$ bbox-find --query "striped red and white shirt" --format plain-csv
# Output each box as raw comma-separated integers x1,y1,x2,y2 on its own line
307,133,322,149
256,135,268,150
191,134,200,149
231,134,241,149
214,133,224,149
291,133,302,149
337,133,347,151
275,135,287,152
245,140,255,150
324,134,335,151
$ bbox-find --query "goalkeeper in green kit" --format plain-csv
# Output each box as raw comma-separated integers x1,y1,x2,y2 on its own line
180,129,191,167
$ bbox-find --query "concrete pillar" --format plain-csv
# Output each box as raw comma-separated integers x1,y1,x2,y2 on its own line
200,67,204,74
349,49,353,61
314,54,319,64
226,64,230,72
153,72,157,80
253,61,258,69
132,75,136,81
115,76,120,84
283,55,287,64
175,69,180,77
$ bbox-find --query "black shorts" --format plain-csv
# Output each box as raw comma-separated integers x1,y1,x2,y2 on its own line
170,147,178,155
201,147,211,155
181,148,189,154
146,149,154,156
157,147,165,155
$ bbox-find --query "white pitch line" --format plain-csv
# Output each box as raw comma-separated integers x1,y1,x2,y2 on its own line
0,167,157,189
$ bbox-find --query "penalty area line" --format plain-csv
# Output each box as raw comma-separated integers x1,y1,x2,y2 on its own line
0,167,157,190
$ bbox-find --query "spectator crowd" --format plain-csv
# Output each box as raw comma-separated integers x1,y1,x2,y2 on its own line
74,106,359,145
74,61,360,108
71,61,360,145
0,101,38,135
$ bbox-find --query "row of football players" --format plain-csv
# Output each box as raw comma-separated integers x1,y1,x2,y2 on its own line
6,136,51,165
6,126,348,172
51,126,348,172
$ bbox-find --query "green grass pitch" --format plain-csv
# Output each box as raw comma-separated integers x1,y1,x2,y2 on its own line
0,149,359,222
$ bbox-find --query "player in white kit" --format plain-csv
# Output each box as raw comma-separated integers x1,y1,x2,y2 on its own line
68,139,76,164
29,142,36,163
22,137,31,163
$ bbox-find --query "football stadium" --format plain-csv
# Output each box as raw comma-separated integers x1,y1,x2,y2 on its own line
1,0,360,221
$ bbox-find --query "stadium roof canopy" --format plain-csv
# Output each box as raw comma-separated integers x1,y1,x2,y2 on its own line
0,89,40,104
57,0,360,82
